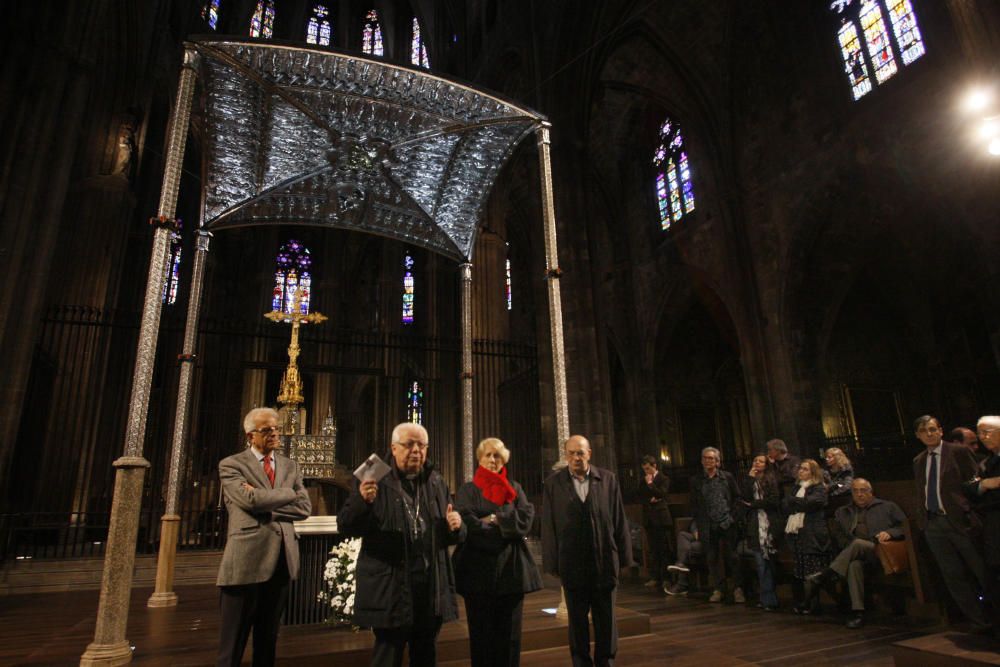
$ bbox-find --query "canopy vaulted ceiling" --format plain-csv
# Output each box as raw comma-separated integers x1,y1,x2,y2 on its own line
192,38,545,260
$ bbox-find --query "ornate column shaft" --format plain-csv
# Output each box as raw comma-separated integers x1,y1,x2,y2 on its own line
148,229,211,608
81,47,199,667
460,262,474,481
535,123,570,445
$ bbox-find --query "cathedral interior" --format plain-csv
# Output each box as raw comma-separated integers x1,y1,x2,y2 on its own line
1,0,1000,662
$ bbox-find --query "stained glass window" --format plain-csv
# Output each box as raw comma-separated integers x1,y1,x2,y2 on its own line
272,240,312,318
307,4,332,46
201,0,220,30
402,253,415,324
887,0,925,65
249,0,275,39
362,9,384,56
407,380,424,424
411,18,430,68
505,257,512,311
838,21,872,100
860,1,897,84
830,0,924,100
652,118,695,231
163,228,182,305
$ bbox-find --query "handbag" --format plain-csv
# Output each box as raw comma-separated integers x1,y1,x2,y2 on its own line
875,539,909,575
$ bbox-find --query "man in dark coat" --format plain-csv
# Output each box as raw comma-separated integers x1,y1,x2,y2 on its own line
637,455,672,590
968,416,1000,638
766,438,801,501
542,435,633,667
812,478,906,628
912,414,988,631
689,447,744,604
337,422,466,666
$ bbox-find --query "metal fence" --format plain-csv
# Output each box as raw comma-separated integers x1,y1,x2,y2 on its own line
1,306,541,563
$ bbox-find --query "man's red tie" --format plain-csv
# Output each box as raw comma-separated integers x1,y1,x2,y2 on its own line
263,455,275,488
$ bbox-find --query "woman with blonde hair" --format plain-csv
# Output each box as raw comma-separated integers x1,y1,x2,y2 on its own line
823,447,854,499
453,437,542,666
784,459,830,614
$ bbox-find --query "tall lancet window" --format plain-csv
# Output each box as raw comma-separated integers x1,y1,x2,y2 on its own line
163,227,183,305
402,253,415,324
411,18,430,68
362,9,384,56
307,4,332,45
407,380,424,424
249,0,275,38
505,255,512,311
830,0,925,100
272,240,312,317
202,0,220,30
652,117,695,231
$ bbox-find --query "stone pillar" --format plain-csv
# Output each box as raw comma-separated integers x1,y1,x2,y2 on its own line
535,124,570,446
80,47,199,667
148,229,212,608
460,262,474,481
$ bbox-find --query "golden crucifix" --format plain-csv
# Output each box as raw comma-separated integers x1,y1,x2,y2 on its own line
264,286,327,422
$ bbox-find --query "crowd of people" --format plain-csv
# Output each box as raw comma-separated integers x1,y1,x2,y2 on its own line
213,408,999,666
643,415,1000,638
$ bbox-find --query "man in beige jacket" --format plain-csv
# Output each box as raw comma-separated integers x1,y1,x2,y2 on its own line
216,407,311,667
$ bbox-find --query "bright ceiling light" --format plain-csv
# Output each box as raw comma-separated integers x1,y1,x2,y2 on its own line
964,87,994,113
989,137,1000,156
979,118,999,140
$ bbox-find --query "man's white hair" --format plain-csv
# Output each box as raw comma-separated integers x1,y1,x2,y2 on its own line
701,446,721,461
391,422,429,444
243,407,279,434
977,415,1000,429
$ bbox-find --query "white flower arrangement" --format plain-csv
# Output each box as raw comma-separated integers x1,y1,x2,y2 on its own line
319,537,362,627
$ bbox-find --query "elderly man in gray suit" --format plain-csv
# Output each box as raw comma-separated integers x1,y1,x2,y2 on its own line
216,407,312,667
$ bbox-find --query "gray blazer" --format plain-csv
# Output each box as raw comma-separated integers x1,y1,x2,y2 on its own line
216,448,312,587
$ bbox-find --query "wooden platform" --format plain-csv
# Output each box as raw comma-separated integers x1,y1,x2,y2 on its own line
0,581,982,666
0,585,646,665
893,632,1000,666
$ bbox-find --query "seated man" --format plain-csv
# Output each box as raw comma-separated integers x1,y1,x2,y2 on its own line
808,478,905,628
664,519,703,596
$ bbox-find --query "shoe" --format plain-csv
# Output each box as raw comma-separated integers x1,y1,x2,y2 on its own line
762,605,779,612
667,563,690,573
792,603,811,615
709,590,723,603
643,579,659,588
733,588,746,604
845,613,865,629
664,583,688,597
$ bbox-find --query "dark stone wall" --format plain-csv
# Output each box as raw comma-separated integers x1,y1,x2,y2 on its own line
1,0,999,515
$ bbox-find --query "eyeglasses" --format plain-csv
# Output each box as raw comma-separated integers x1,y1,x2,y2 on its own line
252,427,280,437
978,428,998,437
394,440,428,451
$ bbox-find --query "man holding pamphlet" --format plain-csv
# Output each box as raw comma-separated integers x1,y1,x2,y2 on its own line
337,422,466,666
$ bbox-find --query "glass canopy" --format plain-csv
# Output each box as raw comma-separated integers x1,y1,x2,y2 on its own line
191,38,545,260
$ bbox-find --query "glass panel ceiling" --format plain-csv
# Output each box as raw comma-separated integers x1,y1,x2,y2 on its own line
192,39,544,260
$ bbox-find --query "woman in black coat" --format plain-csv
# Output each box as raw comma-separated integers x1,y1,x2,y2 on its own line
739,453,781,610
782,459,830,614
453,438,542,667
823,447,854,514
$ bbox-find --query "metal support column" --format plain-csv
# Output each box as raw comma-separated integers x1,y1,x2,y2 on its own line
460,262,474,481
80,47,199,666
535,123,570,445
148,229,212,608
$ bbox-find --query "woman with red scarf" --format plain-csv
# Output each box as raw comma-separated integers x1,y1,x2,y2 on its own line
453,438,542,667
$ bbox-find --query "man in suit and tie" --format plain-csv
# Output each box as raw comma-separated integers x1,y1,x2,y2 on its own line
542,435,633,667
912,414,988,631
216,407,312,667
